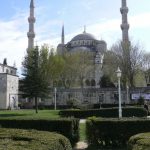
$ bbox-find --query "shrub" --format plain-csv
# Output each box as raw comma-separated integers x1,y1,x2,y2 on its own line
59,107,147,119
137,96,145,105
128,132,150,150
86,117,150,148
93,103,137,108
66,98,81,108
0,128,72,150
0,118,79,145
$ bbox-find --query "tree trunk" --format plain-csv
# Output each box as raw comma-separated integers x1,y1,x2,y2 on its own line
35,97,38,113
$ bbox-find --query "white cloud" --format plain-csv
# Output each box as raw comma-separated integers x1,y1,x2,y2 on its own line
130,12,150,28
0,11,28,69
0,6,150,78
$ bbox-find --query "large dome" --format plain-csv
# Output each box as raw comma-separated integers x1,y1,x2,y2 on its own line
71,32,96,41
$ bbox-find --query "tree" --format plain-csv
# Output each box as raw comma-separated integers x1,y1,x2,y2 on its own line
59,51,92,88
100,75,115,88
109,41,144,87
21,47,49,113
103,51,118,83
142,52,150,85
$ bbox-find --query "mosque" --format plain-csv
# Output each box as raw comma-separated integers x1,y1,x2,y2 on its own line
57,25,107,87
26,0,133,105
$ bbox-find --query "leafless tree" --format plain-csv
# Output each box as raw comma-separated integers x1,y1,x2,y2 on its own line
105,40,144,87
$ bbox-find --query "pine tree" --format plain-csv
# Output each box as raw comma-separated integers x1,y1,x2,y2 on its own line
20,47,49,113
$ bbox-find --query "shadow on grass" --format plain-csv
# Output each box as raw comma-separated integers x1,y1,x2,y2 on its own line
0,114,29,118
85,145,127,150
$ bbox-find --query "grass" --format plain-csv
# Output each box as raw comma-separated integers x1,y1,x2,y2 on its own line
0,110,60,119
79,122,86,141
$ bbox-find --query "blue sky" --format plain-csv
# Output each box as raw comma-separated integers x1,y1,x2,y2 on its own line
0,0,150,73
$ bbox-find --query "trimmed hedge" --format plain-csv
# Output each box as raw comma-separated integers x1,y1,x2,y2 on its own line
86,117,150,148
93,103,137,108
0,118,79,145
59,107,147,118
0,128,72,150
128,132,150,150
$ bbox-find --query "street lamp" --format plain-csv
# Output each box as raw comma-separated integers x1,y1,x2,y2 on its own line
54,87,57,110
126,85,129,104
116,67,122,118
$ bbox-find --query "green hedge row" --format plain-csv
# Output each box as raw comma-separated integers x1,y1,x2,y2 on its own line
128,132,150,150
0,118,79,145
59,107,147,118
86,117,150,148
0,128,72,150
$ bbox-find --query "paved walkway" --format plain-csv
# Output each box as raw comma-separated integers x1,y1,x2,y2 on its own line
74,141,88,150
73,119,88,149
80,119,86,123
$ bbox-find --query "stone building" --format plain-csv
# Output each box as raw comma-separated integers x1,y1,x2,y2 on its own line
57,26,107,87
0,59,18,109
24,0,150,108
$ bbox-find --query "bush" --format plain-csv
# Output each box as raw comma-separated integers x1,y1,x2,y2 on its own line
128,132,150,150
66,98,81,108
93,103,137,108
59,107,147,119
86,117,150,148
0,118,79,145
0,128,72,150
137,96,145,105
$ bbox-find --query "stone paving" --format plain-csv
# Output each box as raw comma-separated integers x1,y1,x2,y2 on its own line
74,141,88,150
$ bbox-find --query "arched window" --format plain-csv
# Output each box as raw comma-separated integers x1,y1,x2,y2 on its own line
6,69,9,74
85,79,90,86
10,70,13,75
91,79,96,86
53,80,58,87
58,80,63,87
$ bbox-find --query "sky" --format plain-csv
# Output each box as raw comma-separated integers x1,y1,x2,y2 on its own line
0,0,150,75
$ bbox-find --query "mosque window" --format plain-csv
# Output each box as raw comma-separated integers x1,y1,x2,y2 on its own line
99,93,104,103
53,80,58,87
6,69,9,74
85,79,90,86
91,79,96,86
10,70,13,75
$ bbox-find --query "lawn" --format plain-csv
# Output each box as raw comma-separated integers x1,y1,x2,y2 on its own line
79,123,86,141
0,110,60,119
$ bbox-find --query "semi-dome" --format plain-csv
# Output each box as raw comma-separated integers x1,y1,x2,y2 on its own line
71,32,96,41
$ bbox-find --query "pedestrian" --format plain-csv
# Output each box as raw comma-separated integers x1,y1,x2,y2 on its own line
144,101,149,115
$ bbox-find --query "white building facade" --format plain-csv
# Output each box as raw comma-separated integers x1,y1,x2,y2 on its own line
0,62,18,109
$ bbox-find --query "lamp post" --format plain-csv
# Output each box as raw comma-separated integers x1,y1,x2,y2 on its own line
54,87,57,110
126,85,129,104
116,67,122,118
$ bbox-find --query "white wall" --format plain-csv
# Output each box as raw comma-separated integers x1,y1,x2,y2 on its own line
6,75,19,109
0,74,7,109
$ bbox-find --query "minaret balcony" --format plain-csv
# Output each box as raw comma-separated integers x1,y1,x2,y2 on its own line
27,32,35,38
120,7,128,14
28,17,36,23
120,23,129,30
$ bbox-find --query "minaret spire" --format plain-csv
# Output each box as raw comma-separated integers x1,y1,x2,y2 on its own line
27,0,35,50
120,0,129,43
83,25,86,33
61,24,65,44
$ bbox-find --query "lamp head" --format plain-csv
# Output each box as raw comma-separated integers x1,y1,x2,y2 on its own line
116,67,122,78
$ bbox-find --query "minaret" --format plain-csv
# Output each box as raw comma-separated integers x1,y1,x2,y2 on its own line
61,24,65,44
27,0,36,50
120,0,129,43
83,25,86,33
